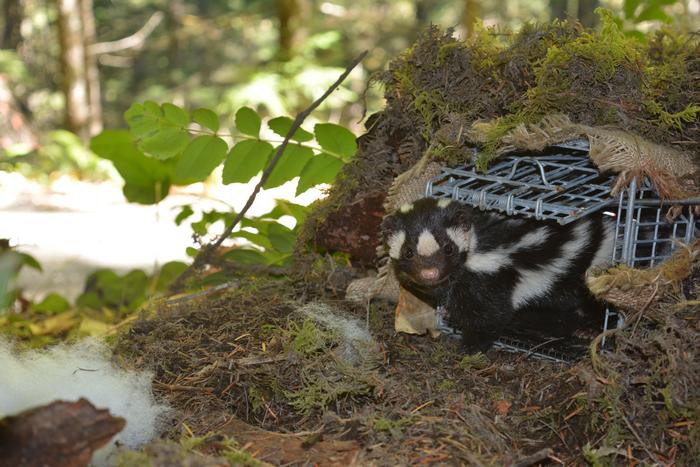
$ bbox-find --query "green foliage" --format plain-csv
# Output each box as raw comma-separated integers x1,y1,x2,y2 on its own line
235,107,262,137
90,130,172,204
95,102,355,268
222,140,273,184
1,130,107,181
287,319,332,357
77,268,149,312
175,135,228,181
32,293,71,315
621,0,676,25
0,244,41,312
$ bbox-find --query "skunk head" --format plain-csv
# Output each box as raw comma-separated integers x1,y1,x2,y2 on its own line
382,197,473,287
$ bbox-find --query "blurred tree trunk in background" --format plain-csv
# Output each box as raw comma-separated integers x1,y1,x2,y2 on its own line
166,0,185,71
81,0,102,136
57,0,101,142
577,0,599,27
550,0,599,26
415,0,435,25
550,0,567,21
277,0,310,61
2,0,23,50
462,0,481,37
57,0,90,142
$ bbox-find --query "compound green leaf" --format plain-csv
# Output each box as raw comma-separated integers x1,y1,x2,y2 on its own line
222,140,273,184
263,144,313,189
192,108,220,132
162,103,189,126
268,222,295,253
296,153,344,195
314,123,356,160
175,135,227,181
268,116,313,142
91,130,172,204
235,107,262,137
140,127,190,160
124,102,160,138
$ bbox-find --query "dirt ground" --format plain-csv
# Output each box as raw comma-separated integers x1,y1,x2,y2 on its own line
113,267,699,466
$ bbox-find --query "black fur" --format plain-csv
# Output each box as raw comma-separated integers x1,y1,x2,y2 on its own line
382,197,610,352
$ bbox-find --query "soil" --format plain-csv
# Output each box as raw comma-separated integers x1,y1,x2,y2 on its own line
114,268,699,466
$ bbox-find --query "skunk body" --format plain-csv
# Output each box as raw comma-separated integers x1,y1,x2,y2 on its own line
382,197,614,352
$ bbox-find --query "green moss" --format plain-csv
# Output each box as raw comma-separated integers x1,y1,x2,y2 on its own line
458,352,489,370
113,451,154,467
286,319,332,357
436,379,457,392
371,415,415,432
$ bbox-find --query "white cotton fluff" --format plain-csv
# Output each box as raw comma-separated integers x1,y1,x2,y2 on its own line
0,337,170,464
300,302,377,364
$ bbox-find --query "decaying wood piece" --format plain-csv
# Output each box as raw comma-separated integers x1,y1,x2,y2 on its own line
0,398,125,467
220,418,360,466
311,191,387,265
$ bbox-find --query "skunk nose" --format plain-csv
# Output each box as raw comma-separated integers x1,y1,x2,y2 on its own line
419,268,440,281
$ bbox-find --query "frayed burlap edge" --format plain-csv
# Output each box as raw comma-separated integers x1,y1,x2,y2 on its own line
586,240,700,311
470,114,699,199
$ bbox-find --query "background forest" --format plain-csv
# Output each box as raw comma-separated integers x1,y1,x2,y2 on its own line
1,0,699,337
1,1,699,465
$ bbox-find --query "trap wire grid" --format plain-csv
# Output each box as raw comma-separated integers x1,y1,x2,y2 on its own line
425,140,617,225
436,314,580,363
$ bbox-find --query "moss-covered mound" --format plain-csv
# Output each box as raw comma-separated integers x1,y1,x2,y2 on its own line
300,10,699,267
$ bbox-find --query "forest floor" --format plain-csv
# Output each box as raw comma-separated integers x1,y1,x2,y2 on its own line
113,268,700,466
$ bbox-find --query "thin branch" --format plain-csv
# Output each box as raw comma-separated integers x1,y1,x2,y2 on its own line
88,12,164,56
170,50,368,292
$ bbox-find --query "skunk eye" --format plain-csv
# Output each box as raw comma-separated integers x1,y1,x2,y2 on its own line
443,243,455,255
404,247,414,259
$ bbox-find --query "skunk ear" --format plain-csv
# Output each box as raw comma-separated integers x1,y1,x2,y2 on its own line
380,213,401,237
447,203,473,227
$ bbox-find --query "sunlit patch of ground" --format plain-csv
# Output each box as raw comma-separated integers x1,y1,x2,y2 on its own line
0,171,325,300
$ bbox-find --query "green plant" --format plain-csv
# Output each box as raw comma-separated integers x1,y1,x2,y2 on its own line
0,241,42,312
92,103,356,267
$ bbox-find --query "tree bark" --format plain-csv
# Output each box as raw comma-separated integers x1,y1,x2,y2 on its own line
277,0,310,61
462,0,480,38
550,0,568,21
80,0,102,136
2,0,23,50
56,0,90,142
578,0,599,27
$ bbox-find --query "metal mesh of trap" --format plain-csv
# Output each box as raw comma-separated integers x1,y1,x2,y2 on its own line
602,177,700,344
425,140,617,225
612,177,699,268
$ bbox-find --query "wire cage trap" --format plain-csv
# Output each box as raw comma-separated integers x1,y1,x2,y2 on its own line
425,139,700,362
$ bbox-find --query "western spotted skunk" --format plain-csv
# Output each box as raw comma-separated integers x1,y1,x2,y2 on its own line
382,197,615,352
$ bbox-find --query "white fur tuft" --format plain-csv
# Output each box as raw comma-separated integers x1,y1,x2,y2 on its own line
399,203,414,213
436,198,452,208
0,338,169,465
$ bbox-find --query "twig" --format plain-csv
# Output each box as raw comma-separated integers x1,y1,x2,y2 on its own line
510,448,554,467
621,413,662,465
170,50,368,292
89,12,164,55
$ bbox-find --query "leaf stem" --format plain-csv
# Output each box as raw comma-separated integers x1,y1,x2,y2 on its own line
170,50,368,292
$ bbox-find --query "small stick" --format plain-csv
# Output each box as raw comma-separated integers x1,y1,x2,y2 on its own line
510,448,554,467
170,50,368,292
